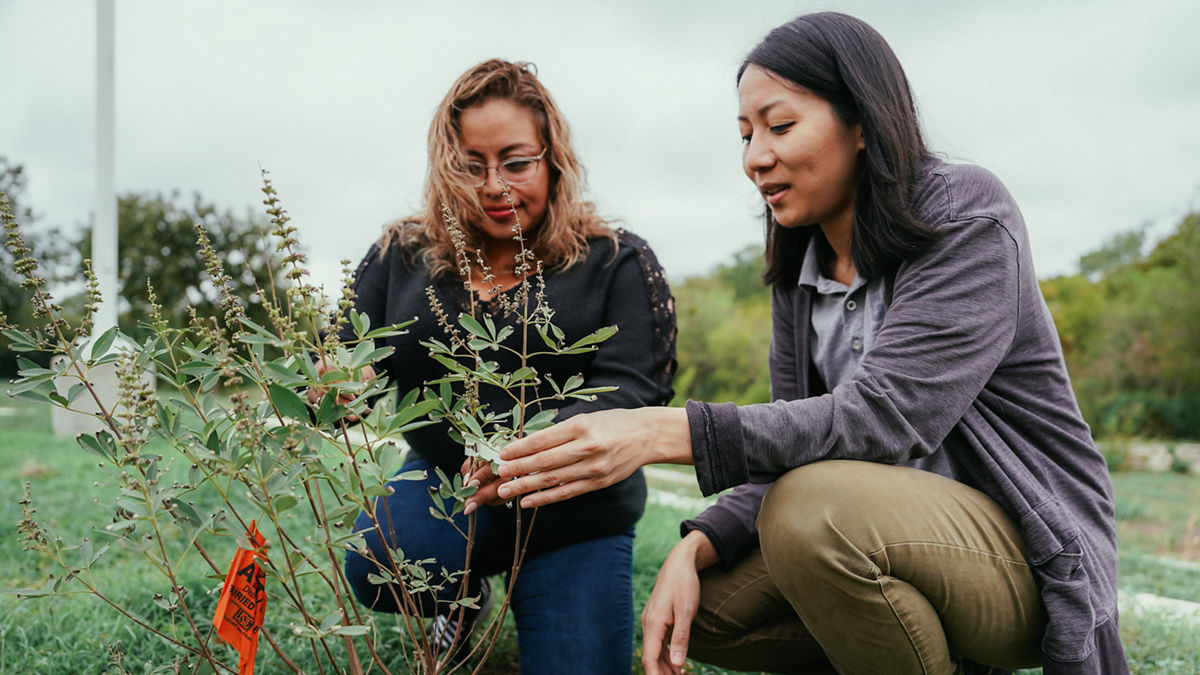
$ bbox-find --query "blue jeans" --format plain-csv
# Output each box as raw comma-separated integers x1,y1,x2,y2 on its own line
344,458,634,674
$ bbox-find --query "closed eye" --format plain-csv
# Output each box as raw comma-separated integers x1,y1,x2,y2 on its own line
770,122,795,135
501,158,536,172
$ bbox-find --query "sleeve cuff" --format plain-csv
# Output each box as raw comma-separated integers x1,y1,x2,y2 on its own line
680,515,756,569
687,400,749,496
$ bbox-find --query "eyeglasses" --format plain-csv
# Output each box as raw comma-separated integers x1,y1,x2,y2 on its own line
461,149,547,188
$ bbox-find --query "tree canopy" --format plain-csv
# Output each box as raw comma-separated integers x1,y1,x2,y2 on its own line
2,158,294,374
74,191,291,343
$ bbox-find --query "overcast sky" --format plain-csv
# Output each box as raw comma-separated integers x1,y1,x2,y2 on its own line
3,0,1199,296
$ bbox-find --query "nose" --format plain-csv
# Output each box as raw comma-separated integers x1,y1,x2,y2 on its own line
743,134,775,178
480,169,505,197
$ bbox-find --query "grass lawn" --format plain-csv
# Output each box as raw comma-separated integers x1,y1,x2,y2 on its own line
2,391,1198,674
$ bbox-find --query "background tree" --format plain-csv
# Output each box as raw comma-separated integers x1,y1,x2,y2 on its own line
1040,212,1200,438
671,244,772,406
74,190,293,343
0,155,73,375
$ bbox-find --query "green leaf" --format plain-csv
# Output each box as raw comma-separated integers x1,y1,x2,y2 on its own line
10,387,55,405
1,328,39,351
350,345,393,370
362,317,416,340
392,419,438,434
320,608,343,632
272,494,299,514
90,325,119,361
458,313,491,340
15,357,53,376
169,499,205,528
75,434,106,461
524,409,558,432
79,539,94,570
390,469,428,483
430,352,468,375
315,389,345,426
236,333,282,346
349,309,367,339
397,387,419,410
468,338,494,352
8,374,55,395
563,374,585,393
66,382,89,405
508,367,537,385
198,370,221,392
568,386,618,397
296,354,320,382
237,316,277,338
177,360,211,377
268,384,311,421
536,326,558,350
387,397,440,429
263,359,306,386
363,485,394,498
567,325,618,351
332,625,371,636
89,542,110,567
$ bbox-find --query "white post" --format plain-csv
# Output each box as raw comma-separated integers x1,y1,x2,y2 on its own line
54,0,121,436
94,0,117,334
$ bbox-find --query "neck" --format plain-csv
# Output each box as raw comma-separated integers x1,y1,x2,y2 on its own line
480,239,522,274
818,213,856,286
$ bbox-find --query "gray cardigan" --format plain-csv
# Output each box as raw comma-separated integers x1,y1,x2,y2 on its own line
683,159,1127,673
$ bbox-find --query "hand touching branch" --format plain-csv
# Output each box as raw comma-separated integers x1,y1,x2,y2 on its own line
492,406,693,508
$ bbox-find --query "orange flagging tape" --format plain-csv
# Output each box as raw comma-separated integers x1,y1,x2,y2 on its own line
213,521,267,674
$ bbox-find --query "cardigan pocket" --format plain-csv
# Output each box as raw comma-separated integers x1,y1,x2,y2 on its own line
1019,498,1082,566
1034,537,1096,662
1022,499,1096,662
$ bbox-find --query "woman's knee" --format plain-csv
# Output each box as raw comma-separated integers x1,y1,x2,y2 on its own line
756,461,863,561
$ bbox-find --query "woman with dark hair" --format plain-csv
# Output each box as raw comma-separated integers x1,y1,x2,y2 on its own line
337,59,676,672
480,13,1127,674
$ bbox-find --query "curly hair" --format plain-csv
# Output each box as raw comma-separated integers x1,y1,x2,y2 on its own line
379,59,614,276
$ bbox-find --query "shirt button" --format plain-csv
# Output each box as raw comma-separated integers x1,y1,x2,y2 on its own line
851,337,863,351
845,299,857,311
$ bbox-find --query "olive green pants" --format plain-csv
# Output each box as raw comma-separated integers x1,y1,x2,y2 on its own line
688,461,1046,674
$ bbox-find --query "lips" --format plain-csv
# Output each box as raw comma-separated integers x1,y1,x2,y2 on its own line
758,183,789,205
484,204,518,220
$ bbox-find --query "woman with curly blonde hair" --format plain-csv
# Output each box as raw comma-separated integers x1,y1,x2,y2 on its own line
341,59,676,673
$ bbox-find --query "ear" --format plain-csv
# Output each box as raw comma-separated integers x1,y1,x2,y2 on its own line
853,123,866,152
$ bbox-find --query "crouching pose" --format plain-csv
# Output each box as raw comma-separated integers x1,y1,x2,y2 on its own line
483,14,1127,675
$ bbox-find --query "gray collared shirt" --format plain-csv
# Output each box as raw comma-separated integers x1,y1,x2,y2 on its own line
797,237,888,390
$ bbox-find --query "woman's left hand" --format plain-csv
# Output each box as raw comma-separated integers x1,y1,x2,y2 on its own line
493,406,693,508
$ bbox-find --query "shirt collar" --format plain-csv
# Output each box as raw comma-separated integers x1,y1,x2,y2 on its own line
797,236,823,290
798,235,869,295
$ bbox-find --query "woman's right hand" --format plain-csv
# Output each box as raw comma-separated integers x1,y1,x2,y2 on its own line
641,530,719,675
495,406,693,508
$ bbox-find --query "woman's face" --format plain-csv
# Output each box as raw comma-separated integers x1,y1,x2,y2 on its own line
738,64,864,234
457,98,550,244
